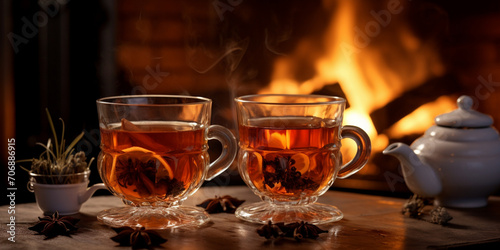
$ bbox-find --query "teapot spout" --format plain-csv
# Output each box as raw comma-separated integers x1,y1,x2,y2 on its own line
78,183,107,204
383,143,442,197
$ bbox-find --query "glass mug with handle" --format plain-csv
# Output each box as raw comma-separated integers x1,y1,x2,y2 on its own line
234,94,371,224
96,95,237,229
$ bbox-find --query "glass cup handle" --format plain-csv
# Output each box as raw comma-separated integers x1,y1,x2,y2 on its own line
205,125,238,181
337,125,372,179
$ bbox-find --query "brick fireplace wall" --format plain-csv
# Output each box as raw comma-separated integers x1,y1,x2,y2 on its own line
116,0,229,95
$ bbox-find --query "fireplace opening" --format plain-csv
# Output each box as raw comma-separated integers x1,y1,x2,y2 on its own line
112,0,500,196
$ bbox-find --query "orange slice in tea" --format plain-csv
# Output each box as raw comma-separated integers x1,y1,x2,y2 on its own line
290,153,310,174
122,146,174,178
268,132,286,149
252,151,263,170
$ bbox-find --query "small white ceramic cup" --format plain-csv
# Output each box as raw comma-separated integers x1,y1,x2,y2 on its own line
28,170,107,215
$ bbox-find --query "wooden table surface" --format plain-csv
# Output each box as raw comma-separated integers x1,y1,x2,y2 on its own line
2,186,499,250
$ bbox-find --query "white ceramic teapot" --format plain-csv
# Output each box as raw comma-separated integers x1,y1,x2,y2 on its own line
383,95,500,208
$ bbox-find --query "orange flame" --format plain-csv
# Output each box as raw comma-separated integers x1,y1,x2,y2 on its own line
259,0,449,154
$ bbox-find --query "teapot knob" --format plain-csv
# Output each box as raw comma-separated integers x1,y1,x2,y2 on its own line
457,95,473,110
435,95,493,128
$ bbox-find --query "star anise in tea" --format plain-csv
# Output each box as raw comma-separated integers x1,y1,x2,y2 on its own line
28,211,80,239
262,156,319,193
111,226,167,249
116,157,157,190
256,221,328,241
196,195,245,214
115,155,185,198
156,177,185,198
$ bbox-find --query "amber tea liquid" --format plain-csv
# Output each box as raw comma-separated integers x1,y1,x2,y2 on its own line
99,121,207,205
238,117,341,199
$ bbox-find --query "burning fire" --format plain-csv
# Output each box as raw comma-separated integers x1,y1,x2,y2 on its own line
386,96,456,138
259,0,454,155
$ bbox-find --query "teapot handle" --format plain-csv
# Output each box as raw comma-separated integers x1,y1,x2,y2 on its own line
337,125,372,179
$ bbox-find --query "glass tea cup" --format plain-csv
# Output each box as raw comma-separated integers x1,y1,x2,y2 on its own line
234,94,371,224
96,95,237,229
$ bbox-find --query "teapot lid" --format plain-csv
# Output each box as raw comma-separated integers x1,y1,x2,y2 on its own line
435,95,493,128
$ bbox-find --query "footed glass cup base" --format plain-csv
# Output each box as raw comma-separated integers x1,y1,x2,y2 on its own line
235,201,343,225
97,205,210,229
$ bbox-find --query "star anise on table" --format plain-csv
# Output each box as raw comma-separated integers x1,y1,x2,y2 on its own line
256,221,286,239
28,211,80,239
429,206,453,225
110,226,167,249
401,194,432,218
285,221,329,240
196,195,245,214
402,194,453,225
256,221,328,241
